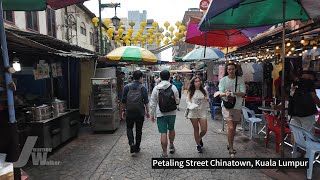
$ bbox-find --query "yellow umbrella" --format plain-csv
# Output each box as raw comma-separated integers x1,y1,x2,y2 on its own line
106,46,158,62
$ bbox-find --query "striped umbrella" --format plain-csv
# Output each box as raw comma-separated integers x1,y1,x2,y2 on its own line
106,46,158,63
182,47,224,61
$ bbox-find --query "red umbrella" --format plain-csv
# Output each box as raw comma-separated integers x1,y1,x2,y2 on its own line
185,17,270,48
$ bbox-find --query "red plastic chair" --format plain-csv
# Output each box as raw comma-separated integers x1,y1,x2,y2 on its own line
264,113,291,152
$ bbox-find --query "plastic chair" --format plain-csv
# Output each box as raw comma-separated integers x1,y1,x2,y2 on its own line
289,124,320,180
264,113,291,152
242,106,263,139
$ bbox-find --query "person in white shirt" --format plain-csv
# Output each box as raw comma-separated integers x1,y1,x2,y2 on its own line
219,63,246,158
186,76,209,153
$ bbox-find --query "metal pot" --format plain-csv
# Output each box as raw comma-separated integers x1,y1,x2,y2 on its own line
31,105,52,121
51,98,67,116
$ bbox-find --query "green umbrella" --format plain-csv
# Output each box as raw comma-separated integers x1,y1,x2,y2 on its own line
199,0,320,158
199,0,319,30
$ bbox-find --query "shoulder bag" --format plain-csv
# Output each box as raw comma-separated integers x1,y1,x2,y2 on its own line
222,76,238,109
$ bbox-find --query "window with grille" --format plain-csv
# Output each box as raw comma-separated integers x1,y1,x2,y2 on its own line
26,11,38,31
46,8,56,37
90,31,94,45
80,23,86,36
4,11,14,23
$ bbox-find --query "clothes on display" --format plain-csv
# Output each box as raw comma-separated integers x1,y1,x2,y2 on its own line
263,62,273,98
246,82,262,97
252,63,263,82
241,63,255,82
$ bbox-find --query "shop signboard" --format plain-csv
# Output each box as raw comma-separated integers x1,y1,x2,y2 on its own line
199,0,210,11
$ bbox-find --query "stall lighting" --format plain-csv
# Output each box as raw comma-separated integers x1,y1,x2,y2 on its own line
276,46,280,50
291,47,295,51
266,49,269,52
286,42,291,47
304,50,308,53
313,46,317,50
13,61,21,72
299,53,303,56
300,39,305,44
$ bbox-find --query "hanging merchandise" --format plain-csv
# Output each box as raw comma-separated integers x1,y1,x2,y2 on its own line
263,62,273,98
241,62,254,82
51,63,57,77
33,60,50,80
246,82,262,97
252,62,263,82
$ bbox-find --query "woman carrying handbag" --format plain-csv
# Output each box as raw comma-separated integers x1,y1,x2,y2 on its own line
218,63,246,158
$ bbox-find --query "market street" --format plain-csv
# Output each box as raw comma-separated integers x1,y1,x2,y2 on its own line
22,93,319,180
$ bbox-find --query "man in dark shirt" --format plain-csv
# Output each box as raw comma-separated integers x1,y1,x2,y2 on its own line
290,71,320,133
122,70,150,154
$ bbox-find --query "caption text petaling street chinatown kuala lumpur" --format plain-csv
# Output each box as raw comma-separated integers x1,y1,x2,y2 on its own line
0,0,320,180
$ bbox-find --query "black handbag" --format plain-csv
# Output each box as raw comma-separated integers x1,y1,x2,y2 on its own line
222,76,238,109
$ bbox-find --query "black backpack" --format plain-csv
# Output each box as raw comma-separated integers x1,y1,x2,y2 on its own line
158,85,177,113
288,83,317,117
126,84,145,116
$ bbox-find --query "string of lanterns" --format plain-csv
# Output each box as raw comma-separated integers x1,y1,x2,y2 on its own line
92,17,187,48
224,36,320,64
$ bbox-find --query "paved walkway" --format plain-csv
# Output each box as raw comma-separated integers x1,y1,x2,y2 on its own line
23,93,320,180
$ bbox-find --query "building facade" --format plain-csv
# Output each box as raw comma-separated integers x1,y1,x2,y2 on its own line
3,4,97,52
128,10,147,36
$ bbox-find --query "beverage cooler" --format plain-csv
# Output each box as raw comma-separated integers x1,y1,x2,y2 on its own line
90,78,119,131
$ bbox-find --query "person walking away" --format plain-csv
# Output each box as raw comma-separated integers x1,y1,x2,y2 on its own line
186,76,209,153
218,63,246,158
289,70,320,133
172,75,183,110
150,70,180,158
122,70,150,154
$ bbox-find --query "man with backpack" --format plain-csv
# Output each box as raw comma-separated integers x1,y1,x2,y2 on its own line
150,70,180,158
122,70,150,154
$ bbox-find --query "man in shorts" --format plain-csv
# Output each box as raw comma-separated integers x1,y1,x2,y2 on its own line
150,70,180,158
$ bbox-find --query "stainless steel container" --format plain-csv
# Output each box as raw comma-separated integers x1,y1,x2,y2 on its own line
51,98,67,116
31,105,52,121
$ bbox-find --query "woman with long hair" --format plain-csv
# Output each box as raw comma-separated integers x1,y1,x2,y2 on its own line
219,63,246,158
186,76,208,153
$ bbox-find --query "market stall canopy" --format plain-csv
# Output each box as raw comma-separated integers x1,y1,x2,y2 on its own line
106,46,158,63
199,0,320,31
186,17,271,47
3,0,88,11
182,47,224,61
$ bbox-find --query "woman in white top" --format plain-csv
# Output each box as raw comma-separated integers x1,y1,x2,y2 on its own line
219,63,246,158
186,76,208,153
